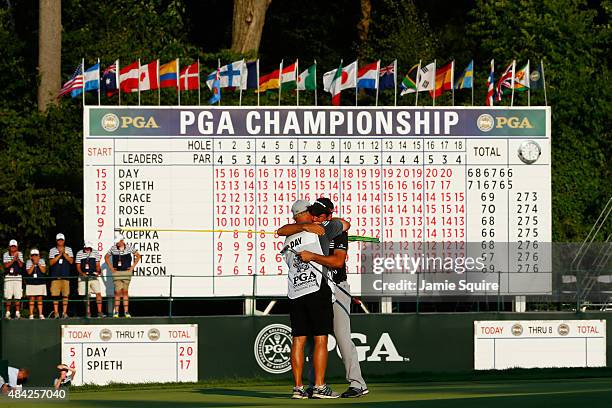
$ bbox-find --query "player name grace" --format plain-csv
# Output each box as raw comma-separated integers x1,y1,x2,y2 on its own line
179,110,460,136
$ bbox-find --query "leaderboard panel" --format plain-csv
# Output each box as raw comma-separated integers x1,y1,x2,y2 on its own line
83,107,551,297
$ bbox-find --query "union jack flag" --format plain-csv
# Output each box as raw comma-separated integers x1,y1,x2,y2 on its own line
378,61,396,90
58,64,83,98
495,61,515,102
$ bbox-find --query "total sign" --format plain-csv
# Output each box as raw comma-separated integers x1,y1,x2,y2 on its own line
254,324,409,374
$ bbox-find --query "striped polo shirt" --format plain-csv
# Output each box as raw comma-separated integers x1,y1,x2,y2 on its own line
76,249,101,263
3,251,24,280
49,246,74,259
106,243,136,257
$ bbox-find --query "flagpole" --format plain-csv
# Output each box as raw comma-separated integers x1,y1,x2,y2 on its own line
375,60,380,106
157,59,161,106
355,59,358,107
177,58,181,106
256,59,260,106
510,60,516,107
278,60,283,106
117,60,121,105
314,60,318,106
137,59,141,106
81,58,85,107
432,59,437,106
217,58,221,106
97,58,101,106
415,60,421,107
527,59,531,107
296,59,300,106
238,59,243,106
451,60,455,106
541,59,548,106
393,59,397,107
471,60,474,106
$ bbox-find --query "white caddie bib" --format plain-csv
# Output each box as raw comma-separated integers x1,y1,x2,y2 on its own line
284,232,325,299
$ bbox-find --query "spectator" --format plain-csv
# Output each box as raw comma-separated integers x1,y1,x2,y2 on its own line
49,233,74,318
105,235,141,318
25,249,47,319
76,241,104,318
3,239,24,319
53,364,76,389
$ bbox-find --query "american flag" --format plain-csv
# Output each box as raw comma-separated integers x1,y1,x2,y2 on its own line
485,60,495,106
58,64,83,98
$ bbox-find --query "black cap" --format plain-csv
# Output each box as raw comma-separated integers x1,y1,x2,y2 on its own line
308,198,334,216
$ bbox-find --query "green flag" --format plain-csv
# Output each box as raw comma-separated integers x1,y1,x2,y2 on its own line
297,64,317,91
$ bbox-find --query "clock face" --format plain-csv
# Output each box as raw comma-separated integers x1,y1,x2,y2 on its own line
518,140,541,164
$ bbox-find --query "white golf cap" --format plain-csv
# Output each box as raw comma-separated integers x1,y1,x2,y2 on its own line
84,241,94,249
56,233,65,241
9,239,17,247
30,249,40,256
114,234,125,244
291,200,311,217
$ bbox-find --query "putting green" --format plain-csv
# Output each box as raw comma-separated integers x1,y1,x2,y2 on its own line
3,377,612,408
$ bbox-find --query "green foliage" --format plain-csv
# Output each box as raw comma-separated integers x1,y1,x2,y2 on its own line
469,0,612,240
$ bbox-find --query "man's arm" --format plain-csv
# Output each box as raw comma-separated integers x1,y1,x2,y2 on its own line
333,218,351,232
104,253,115,273
298,249,347,269
64,249,74,264
129,251,142,271
276,223,325,236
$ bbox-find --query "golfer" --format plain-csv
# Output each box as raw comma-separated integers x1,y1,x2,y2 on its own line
277,199,349,399
301,198,368,398
53,364,76,389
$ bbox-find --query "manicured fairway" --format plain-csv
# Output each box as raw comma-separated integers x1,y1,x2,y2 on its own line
4,377,612,408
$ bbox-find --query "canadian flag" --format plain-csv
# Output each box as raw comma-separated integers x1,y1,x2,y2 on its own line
139,60,159,91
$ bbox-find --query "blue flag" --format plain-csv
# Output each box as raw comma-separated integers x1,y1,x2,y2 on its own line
101,61,118,97
379,61,396,90
246,61,258,89
208,69,221,104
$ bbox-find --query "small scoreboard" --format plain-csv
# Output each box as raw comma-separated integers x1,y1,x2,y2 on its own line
61,324,197,385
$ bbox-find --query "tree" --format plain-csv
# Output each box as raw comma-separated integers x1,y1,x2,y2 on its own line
37,0,61,112
356,0,372,58
231,0,272,54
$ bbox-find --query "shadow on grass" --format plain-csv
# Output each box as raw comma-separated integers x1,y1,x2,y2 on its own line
196,387,287,399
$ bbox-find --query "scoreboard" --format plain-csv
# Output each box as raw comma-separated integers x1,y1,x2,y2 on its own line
61,324,197,385
83,107,551,297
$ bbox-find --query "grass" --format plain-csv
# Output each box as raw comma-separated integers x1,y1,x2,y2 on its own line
3,369,612,408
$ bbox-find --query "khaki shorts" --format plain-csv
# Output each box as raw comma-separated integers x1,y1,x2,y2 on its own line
113,270,132,292
50,279,70,297
78,277,101,296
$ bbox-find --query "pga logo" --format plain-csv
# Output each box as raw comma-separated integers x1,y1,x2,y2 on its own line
254,324,408,374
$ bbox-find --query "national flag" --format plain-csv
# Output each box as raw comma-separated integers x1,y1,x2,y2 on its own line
159,60,178,88
455,60,473,89
357,61,379,89
280,61,298,90
257,69,280,92
119,61,139,93
208,69,221,104
245,60,258,89
416,62,435,91
485,59,495,106
297,63,316,91
513,61,529,92
57,64,83,98
323,62,343,106
219,60,244,88
179,62,199,91
529,62,545,89
379,61,396,90
139,60,159,91
101,61,118,97
400,63,419,96
83,63,100,92
495,61,515,101
430,61,453,98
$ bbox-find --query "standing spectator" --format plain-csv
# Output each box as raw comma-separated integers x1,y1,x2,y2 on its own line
25,249,47,319
76,241,104,318
3,239,24,319
49,233,74,318
105,235,141,318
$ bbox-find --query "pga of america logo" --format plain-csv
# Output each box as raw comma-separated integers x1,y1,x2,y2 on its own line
254,324,409,374
254,324,293,374
101,113,120,132
476,114,495,132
